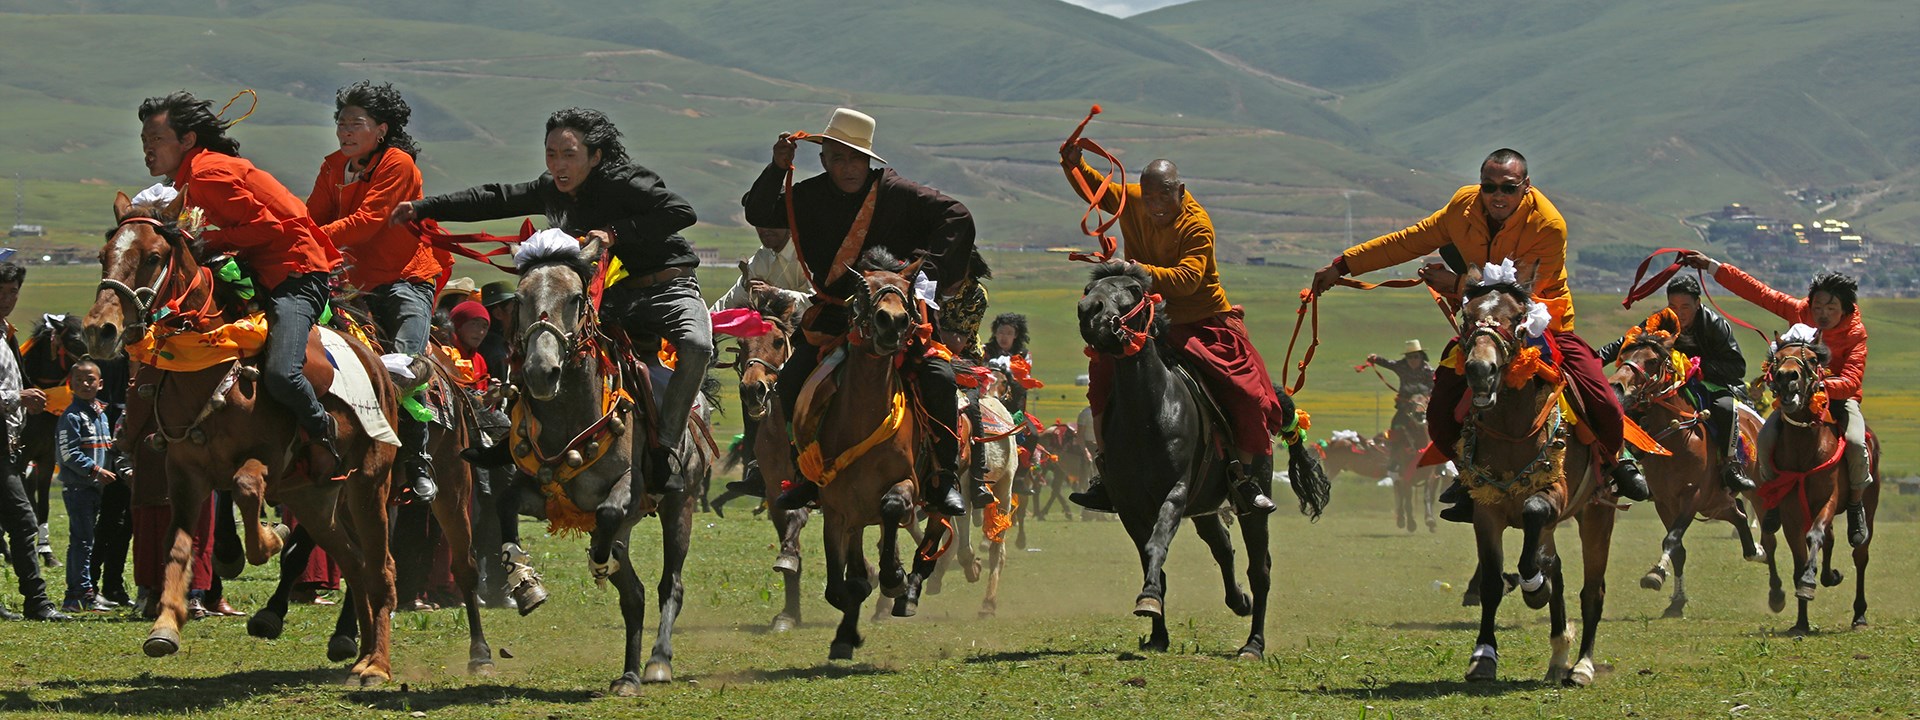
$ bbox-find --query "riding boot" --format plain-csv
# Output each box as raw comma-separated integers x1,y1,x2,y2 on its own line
1437,479,1473,523
774,480,819,510
1069,451,1116,512
1610,456,1651,501
966,399,994,507
1226,459,1276,516
1721,463,1755,493
1439,480,1468,504
725,461,768,498
500,542,548,616
304,415,342,480
398,414,437,504
927,469,967,517
643,443,680,496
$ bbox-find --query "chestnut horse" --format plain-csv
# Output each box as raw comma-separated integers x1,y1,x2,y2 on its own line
84,193,401,686
724,288,812,633
1608,332,1765,619
1452,280,1614,686
1756,340,1878,635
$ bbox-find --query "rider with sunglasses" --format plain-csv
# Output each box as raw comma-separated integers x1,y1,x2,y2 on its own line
1311,148,1651,522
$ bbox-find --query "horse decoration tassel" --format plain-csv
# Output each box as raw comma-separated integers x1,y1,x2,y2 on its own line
509,365,632,536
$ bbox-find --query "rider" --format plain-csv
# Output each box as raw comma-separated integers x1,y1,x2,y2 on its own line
305,80,446,503
1598,275,1751,492
709,226,813,314
1367,339,1435,448
740,108,978,516
138,91,345,477
395,108,712,496
1310,148,1650,523
1060,149,1284,516
983,312,1034,414
1682,253,1872,546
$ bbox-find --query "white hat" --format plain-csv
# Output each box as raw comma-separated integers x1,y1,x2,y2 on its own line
802,108,885,164
1404,339,1424,354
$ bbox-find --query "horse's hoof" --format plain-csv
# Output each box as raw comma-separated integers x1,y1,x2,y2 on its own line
213,554,244,580
1767,589,1787,614
1427,519,1438,533
1821,569,1844,588
1639,571,1665,591
1852,617,1869,631
829,642,857,661
142,628,181,658
1566,658,1595,687
1226,590,1253,617
1236,645,1264,662
977,608,996,620
1793,585,1815,601
1787,625,1810,638
773,554,800,574
609,674,643,697
356,671,388,689
964,558,982,584
1461,591,1481,607
891,598,918,618
1661,603,1686,620
469,660,496,676
1745,549,1768,564
1544,665,1568,684
771,615,797,633
1465,656,1497,682
1522,585,1552,610
642,661,672,684
327,635,359,663
246,611,284,640
1133,596,1163,619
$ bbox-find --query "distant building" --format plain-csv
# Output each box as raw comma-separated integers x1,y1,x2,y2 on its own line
7,224,44,238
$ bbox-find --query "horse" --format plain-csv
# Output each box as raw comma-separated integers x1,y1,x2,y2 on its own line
926,376,1019,618
18,313,88,566
791,250,956,660
512,234,699,695
1387,392,1442,533
1755,339,1878,635
83,192,401,686
1451,279,1615,686
1031,421,1082,521
1077,262,1329,659
242,297,496,675
1607,331,1765,619
1314,430,1392,482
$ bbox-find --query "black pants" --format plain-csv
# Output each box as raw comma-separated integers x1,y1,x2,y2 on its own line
777,334,960,476
0,452,51,610
90,471,133,599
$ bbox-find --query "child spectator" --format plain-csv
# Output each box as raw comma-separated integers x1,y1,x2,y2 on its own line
57,359,114,613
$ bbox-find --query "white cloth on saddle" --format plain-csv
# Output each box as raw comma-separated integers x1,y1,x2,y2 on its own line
514,228,581,267
381,353,417,382
318,327,400,447
1329,429,1362,444
130,183,179,211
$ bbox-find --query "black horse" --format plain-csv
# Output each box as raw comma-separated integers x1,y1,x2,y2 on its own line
19,314,89,565
1077,263,1330,659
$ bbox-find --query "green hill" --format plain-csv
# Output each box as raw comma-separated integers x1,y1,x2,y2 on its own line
1140,0,1920,237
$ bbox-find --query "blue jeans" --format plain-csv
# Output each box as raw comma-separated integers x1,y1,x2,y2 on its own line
62,484,101,603
367,280,435,356
264,272,332,437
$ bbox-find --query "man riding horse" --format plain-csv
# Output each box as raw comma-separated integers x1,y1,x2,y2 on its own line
1060,149,1283,516
1312,148,1650,522
740,108,981,516
394,107,712,496
1680,253,1872,547
1598,275,1751,493
1367,340,1434,455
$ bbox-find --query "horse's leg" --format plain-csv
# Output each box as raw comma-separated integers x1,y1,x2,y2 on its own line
1465,510,1505,681
771,507,808,631
1820,523,1843,588
1134,478,1190,620
1190,514,1249,617
1730,496,1765,562
1761,509,1785,613
1641,487,1683,592
644,489,694,684
329,587,360,663
606,526,649,697
900,509,947,618
1518,494,1554,609
981,465,1013,619
1424,469,1441,532
428,461,491,675
1117,511,1170,652
1569,498,1616,687
1394,472,1412,532
143,480,209,658
230,460,283,566
1664,526,1691,620
247,522,314,640
831,525,873,660
820,513,851,647
1544,544,1572,684
1851,523,1870,629
340,460,396,687
876,482,911,601
1237,506,1271,660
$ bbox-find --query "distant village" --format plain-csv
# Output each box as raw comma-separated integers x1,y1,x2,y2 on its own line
1681,203,1920,296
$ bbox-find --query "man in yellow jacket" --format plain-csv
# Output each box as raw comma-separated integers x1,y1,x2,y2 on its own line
1311,149,1649,521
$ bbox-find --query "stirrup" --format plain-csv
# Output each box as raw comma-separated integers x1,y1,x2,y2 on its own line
1225,459,1276,516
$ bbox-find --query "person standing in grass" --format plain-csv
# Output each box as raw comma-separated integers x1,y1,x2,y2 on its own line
0,262,66,621
57,359,115,613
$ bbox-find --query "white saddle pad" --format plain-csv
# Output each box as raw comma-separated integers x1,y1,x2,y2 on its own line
318,327,400,447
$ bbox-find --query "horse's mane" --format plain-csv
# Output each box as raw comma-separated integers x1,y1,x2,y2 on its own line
1618,333,1673,360
856,247,908,274
516,243,595,284
1773,339,1831,368
1087,260,1151,288
747,287,799,332
1462,280,1530,305
111,205,204,258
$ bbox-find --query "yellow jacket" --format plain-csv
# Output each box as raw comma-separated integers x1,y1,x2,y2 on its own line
1344,185,1576,332
1063,159,1232,324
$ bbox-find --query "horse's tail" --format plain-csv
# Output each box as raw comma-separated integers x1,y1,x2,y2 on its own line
1284,439,1332,521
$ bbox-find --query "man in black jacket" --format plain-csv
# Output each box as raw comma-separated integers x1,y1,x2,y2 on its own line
1599,275,1752,491
395,108,711,495
741,108,978,516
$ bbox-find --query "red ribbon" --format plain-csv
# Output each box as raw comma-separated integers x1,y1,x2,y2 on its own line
410,218,535,275
1059,105,1125,264
1621,247,1768,347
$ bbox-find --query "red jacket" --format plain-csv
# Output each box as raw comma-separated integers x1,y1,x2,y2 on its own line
1716,264,1867,401
307,148,447,289
176,147,340,289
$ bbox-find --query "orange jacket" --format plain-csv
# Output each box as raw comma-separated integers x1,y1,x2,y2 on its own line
1343,186,1576,332
1062,159,1232,324
176,147,340,290
307,148,447,289
1715,264,1867,401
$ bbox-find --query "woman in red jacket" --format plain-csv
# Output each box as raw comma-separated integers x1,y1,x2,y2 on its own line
307,81,447,504
1683,252,1872,546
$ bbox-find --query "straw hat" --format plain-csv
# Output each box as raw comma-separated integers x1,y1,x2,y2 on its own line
1403,339,1424,355
801,108,885,164
439,277,479,304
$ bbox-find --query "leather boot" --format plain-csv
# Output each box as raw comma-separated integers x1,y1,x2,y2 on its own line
927,469,967,517
724,461,768,498
305,415,342,480
1722,463,1755,493
1847,502,1870,547
1069,452,1116,512
1226,459,1276,516
775,480,820,510
1610,456,1651,501
399,415,437,504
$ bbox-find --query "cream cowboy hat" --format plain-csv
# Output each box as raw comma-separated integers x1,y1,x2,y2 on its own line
1403,339,1424,355
439,277,479,304
801,108,886,164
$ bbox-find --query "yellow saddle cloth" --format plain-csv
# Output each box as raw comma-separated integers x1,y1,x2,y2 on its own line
127,312,269,372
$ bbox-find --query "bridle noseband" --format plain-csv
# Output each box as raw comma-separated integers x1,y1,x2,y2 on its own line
99,215,200,338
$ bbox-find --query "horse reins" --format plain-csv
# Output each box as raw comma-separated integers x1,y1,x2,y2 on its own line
1285,276,1458,396
1058,104,1126,264
1622,247,1769,348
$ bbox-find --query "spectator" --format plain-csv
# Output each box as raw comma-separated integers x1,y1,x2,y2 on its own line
57,359,114,612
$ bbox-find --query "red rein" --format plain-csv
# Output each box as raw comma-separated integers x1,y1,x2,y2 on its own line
1621,247,1768,347
1059,105,1126,264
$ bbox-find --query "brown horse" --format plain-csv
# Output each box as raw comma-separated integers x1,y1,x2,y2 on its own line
795,251,952,660
1755,340,1878,635
1608,333,1765,619
1387,393,1443,533
84,193,400,686
927,385,1018,618
1453,281,1614,686
719,288,812,633
1314,430,1392,482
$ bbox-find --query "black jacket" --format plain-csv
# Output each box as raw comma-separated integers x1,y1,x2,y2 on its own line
742,164,975,301
1600,306,1746,387
415,163,698,274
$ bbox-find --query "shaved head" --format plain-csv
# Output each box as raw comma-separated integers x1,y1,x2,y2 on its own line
1141,159,1180,190
1138,158,1185,227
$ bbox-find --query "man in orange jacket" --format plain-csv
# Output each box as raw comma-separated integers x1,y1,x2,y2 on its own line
139,92,345,477
1311,149,1649,521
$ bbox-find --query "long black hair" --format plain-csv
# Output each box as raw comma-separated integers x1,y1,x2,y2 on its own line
986,312,1029,360
1808,270,1858,315
336,81,419,159
138,91,242,156
546,107,629,176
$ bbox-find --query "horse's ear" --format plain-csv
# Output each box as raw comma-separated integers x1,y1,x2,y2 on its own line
1519,260,1543,292
738,260,750,279
902,256,926,280
113,191,133,220
162,190,185,221
579,232,604,265
1462,263,1483,288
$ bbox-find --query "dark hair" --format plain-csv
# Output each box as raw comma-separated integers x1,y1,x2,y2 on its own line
1808,270,1858,315
1666,275,1702,298
0,262,24,287
138,91,242,157
69,357,101,378
336,81,419,159
988,312,1030,357
1484,147,1528,177
545,107,629,174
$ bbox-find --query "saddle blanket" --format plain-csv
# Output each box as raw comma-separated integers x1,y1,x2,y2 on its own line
319,327,400,447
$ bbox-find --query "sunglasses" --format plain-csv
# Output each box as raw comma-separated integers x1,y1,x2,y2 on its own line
1479,181,1525,196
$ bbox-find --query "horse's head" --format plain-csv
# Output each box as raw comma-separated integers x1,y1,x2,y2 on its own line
23,313,88,384
1402,392,1431,424
730,287,799,420
1458,280,1537,409
848,248,922,357
515,233,603,401
86,191,196,359
1768,340,1829,419
1078,262,1165,357
1608,330,1678,412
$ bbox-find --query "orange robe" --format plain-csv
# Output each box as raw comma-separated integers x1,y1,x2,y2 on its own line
175,147,339,290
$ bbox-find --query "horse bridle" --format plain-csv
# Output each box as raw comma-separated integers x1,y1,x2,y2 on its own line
1767,343,1824,426
517,291,596,365
851,276,919,351
97,216,185,333
1616,345,1681,411
1094,284,1160,357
